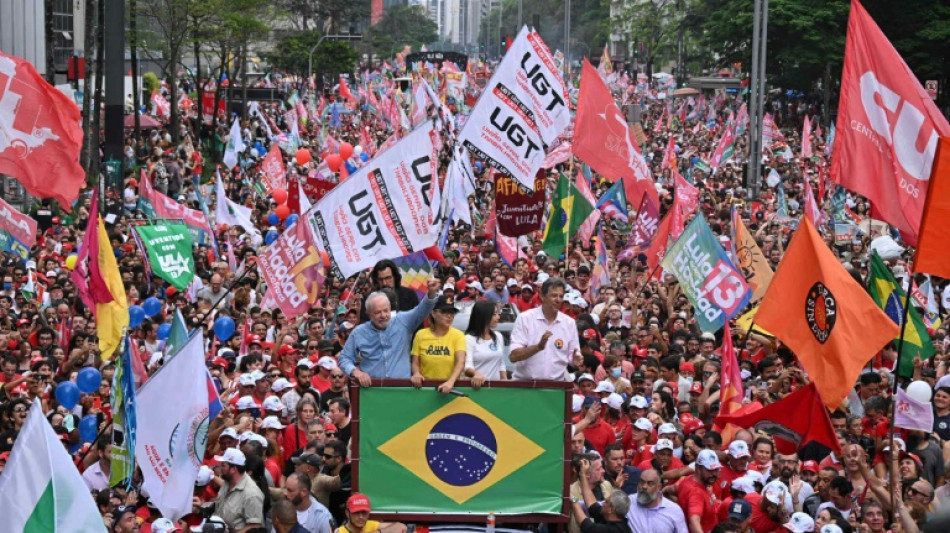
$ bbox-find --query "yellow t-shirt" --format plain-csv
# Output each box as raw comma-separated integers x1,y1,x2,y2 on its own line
411,327,466,379
336,520,380,533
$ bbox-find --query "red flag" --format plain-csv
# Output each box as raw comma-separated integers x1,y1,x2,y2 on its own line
574,59,658,212
670,171,699,239
339,76,357,103
71,192,113,310
0,52,85,209
645,210,672,277
831,0,950,246
630,191,660,249
716,383,842,455
915,137,950,278
714,323,745,442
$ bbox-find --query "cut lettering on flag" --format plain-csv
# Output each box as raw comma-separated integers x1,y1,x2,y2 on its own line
0,399,108,532
894,387,934,433
0,52,86,210
755,217,899,409
258,217,328,320
831,0,950,246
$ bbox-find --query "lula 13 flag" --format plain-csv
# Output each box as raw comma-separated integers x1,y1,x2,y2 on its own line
0,195,37,258
355,385,566,516
496,171,545,237
306,121,441,278
0,399,107,532
135,221,196,290
831,0,950,246
661,215,751,332
258,215,328,320
894,386,934,433
0,52,86,210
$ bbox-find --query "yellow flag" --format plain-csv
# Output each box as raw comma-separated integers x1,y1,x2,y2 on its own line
95,217,129,360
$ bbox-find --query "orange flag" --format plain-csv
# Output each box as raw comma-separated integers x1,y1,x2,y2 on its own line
755,217,899,409
914,137,950,278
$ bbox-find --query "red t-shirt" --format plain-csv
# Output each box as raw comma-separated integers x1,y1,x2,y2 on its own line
676,475,720,533
583,419,617,456
282,424,308,456
311,374,333,394
714,465,746,500
746,492,782,533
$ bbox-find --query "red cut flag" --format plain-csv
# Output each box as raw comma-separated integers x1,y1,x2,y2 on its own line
574,59,658,212
915,137,950,278
669,171,699,239
714,322,745,442
339,76,357,103
0,52,85,209
645,210,672,278
716,383,841,455
831,0,950,246
802,115,813,158
71,192,113,310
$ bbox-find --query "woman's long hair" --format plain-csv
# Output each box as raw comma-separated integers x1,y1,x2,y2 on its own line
465,301,497,338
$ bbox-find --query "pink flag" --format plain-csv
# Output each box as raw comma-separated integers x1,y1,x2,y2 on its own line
802,115,813,158
894,387,934,433
670,171,700,239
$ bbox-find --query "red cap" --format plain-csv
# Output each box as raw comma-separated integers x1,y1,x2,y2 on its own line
680,362,695,373
346,493,372,513
210,357,229,368
246,335,262,346
165,287,178,297
690,382,704,394
6,339,18,351
325,423,338,432
801,460,819,473
683,418,705,434
51,216,60,224
278,345,299,356
29,355,46,367
16,319,29,327
582,328,598,340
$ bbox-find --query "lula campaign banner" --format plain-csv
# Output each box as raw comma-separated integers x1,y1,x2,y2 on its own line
306,122,441,279
139,172,213,245
496,171,544,237
457,26,569,191
662,215,751,332
258,217,328,320
0,196,36,259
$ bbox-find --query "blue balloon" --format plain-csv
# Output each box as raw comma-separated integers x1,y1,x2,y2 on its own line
344,160,358,174
285,214,299,228
214,316,236,341
79,415,99,443
267,213,280,226
76,367,102,394
143,296,162,317
157,322,172,341
474,161,484,172
265,230,279,245
129,305,146,328
55,381,80,410
360,152,369,162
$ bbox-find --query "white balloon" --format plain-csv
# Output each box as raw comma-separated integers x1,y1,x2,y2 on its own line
906,380,933,404
353,145,363,155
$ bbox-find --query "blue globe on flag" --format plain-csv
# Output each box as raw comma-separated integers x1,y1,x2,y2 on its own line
425,413,497,486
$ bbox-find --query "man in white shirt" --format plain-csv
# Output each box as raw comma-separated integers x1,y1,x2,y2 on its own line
284,471,332,533
509,277,580,381
82,436,111,491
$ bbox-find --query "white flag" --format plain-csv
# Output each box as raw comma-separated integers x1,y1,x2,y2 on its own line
135,332,212,521
444,146,476,225
222,117,245,169
0,400,107,532
298,180,312,214
215,172,259,237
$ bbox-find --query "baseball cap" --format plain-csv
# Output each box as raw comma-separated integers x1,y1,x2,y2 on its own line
443,283,455,292
801,460,819,473
727,440,751,459
195,465,214,486
728,499,752,522
731,477,755,494
219,427,239,441
292,453,322,468
151,518,181,533
271,377,293,393
627,395,648,409
250,369,267,382
347,493,372,513
764,480,789,505
317,355,338,370
210,357,229,369
235,396,258,410
434,294,460,312
819,526,844,533
317,340,335,352
576,373,595,384
582,328,598,340
689,381,704,394
680,362,695,373
238,373,256,387
784,512,815,533
657,423,678,435
262,396,285,412
213,447,246,466
601,393,624,410
882,437,906,453
246,335,262,346
630,371,645,382
696,449,722,470
297,358,315,369
683,418,705,434
744,470,765,486
572,394,585,413
654,438,675,452
593,381,615,394
632,418,653,431
261,416,285,430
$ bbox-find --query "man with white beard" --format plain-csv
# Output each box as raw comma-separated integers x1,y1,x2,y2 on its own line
626,468,688,533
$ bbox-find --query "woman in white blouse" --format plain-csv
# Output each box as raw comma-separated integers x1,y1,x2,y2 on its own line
464,301,508,387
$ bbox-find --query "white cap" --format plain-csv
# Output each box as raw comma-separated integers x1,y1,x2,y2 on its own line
195,465,215,487
535,272,550,285
882,437,906,453
576,373,595,384
469,281,485,293
658,423,678,435
654,438,675,452
507,278,519,287
731,477,756,493
601,393,624,410
632,418,653,431
628,395,648,409
237,430,256,443
262,396,285,412
594,381,615,394
296,358,314,369
764,480,789,505
261,416,285,430
317,356,337,370
247,433,268,448
213,447,246,466
820,526,843,533
443,283,455,292
151,518,181,533
250,369,267,382
575,298,589,309
238,373,256,387
572,394,585,413
235,396,258,410
271,377,293,392
784,512,815,533
744,470,765,486
696,449,722,470
219,427,239,441
728,440,751,458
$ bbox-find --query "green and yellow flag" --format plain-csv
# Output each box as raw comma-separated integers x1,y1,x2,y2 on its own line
356,386,566,516
541,173,594,257
868,252,934,377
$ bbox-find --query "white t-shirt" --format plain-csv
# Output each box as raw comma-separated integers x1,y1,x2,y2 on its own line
465,332,506,380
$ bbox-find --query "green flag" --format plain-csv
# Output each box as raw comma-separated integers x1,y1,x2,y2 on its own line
163,309,190,360
355,385,566,516
541,174,594,257
135,222,195,290
109,336,136,488
867,252,934,377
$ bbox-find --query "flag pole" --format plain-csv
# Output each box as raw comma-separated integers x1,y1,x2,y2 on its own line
891,269,914,394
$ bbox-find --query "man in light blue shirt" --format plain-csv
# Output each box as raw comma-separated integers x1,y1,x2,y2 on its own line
340,278,440,386
626,468,688,533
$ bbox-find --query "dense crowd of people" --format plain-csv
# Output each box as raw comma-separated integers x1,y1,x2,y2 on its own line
0,48,948,533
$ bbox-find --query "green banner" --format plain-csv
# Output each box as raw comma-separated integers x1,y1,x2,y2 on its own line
135,222,195,290
356,385,567,517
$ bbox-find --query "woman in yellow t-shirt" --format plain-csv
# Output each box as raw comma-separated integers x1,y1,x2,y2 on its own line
411,293,467,394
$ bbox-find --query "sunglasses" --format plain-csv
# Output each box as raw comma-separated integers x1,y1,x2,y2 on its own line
308,345,320,350
322,453,339,459
908,487,932,499
331,374,346,379
13,406,28,413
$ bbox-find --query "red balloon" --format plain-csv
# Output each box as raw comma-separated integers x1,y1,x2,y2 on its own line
326,154,342,172
272,188,288,204
275,205,290,220
295,148,312,166
339,142,354,161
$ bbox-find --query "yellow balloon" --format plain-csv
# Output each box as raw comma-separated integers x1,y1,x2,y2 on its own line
65,254,77,270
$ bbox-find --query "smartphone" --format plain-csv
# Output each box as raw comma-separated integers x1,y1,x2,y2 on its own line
92,396,102,410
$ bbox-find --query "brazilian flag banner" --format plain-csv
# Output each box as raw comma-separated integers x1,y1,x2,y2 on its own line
355,384,569,519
